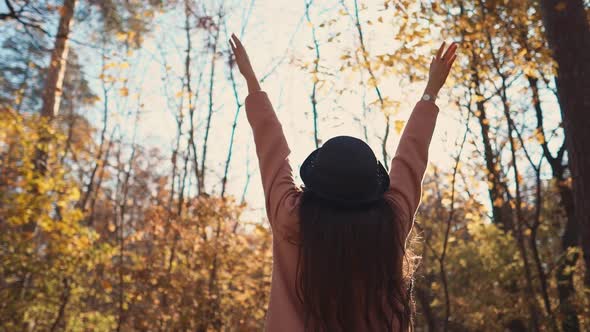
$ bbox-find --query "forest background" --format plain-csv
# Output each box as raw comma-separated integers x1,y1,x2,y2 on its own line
1,0,589,331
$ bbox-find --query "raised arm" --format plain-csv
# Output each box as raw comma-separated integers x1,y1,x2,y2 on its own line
229,34,299,229
385,42,458,237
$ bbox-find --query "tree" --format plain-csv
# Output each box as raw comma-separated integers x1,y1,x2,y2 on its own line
2,0,590,330
539,0,590,288
40,0,76,120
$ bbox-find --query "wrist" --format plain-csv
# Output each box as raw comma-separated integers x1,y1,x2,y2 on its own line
246,74,261,94
421,89,438,104
423,84,439,98
243,69,256,81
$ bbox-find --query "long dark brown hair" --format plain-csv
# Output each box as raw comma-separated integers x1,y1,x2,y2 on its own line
296,188,414,331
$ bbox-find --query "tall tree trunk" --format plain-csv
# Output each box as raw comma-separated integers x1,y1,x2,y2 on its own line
554,181,581,331
468,89,513,233
459,7,513,232
35,0,77,175
24,1,78,306
528,76,580,331
482,17,551,324
415,284,437,331
502,96,541,331
539,0,590,287
41,0,76,119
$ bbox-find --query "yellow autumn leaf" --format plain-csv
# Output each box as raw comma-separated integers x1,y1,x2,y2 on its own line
394,120,405,134
115,32,127,41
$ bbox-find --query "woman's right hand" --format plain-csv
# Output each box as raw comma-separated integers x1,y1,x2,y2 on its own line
229,34,255,80
229,33,261,93
425,42,458,97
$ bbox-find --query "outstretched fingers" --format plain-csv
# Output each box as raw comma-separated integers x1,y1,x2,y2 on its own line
232,34,244,51
435,42,446,60
441,42,458,62
229,34,241,55
447,53,457,67
229,37,236,53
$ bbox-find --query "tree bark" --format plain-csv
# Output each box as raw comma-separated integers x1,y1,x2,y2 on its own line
528,76,580,331
460,10,513,232
539,0,590,287
415,284,437,331
41,0,76,119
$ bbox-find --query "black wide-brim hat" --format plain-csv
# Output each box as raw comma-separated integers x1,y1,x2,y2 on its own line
300,136,390,207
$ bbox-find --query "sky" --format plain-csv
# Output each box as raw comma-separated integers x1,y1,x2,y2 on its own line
38,0,563,221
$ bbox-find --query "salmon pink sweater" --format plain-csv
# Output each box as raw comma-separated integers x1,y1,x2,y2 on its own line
245,91,439,331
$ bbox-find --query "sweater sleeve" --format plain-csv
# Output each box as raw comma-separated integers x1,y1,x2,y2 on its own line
245,91,300,230
384,100,439,238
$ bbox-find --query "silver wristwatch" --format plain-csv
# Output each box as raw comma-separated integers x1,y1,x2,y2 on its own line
421,93,436,102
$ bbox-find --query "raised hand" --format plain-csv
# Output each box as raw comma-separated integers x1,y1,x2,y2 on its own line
229,34,255,78
425,42,458,97
229,33,260,93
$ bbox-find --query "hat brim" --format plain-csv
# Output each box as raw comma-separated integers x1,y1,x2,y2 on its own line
300,148,390,206
300,148,320,186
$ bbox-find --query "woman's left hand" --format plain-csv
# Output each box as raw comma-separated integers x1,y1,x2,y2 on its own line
425,42,458,96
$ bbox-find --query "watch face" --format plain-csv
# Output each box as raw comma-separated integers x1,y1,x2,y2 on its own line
423,94,431,101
